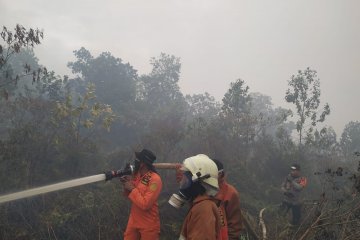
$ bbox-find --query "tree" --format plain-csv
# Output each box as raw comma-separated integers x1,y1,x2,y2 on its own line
137,53,184,108
128,53,189,169
67,48,139,147
0,83,115,186
220,79,255,144
0,24,45,99
250,92,293,139
68,47,137,108
304,127,339,157
285,68,330,144
340,121,360,158
185,92,220,119
222,79,251,118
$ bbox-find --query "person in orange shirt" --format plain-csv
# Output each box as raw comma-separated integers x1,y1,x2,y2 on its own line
169,154,221,240
121,149,163,240
213,159,244,240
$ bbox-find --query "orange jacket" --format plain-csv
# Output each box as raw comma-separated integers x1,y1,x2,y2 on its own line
216,180,244,240
126,171,162,229
217,203,229,240
180,195,221,240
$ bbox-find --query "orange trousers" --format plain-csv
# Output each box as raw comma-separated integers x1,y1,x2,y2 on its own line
124,226,160,240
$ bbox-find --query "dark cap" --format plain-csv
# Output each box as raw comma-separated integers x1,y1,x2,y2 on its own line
290,163,300,171
135,149,156,165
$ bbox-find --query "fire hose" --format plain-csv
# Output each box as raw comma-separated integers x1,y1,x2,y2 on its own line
104,162,180,181
0,163,180,205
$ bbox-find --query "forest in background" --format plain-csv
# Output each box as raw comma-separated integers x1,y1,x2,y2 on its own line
1,25,360,240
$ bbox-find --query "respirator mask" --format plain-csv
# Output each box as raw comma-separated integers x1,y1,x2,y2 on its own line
168,171,211,209
168,171,193,209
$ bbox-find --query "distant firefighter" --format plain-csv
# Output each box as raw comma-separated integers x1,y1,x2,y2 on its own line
280,163,307,225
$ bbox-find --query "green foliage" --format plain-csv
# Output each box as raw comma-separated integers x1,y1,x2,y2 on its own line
0,83,115,192
219,79,257,150
340,121,360,158
305,127,339,154
53,83,116,139
222,79,251,118
67,47,139,148
0,25,47,99
0,24,43,69
68,47,137,108
285,68,330,144
0,34,358,239
185,92,221,119
250,92,293,139
137,53,183,108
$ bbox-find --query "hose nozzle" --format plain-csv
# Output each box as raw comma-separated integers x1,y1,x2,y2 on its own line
105,163,134,181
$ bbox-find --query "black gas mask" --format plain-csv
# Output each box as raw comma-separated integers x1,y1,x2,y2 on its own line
168,171,206,209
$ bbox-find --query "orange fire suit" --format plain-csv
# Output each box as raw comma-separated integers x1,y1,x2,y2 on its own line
215,180,244,240
180,195,221,240
124,171,162,240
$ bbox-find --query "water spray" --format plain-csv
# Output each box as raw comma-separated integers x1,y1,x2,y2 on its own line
0,174,106,205
0,163,179,205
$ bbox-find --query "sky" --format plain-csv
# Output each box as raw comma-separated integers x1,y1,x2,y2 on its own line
1,0,359,136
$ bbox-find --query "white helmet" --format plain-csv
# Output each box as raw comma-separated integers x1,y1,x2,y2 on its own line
181,154,219,194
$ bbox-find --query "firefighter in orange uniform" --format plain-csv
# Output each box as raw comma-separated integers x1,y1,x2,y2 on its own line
169,154,221,240
213,159,244,240
121,149,162,240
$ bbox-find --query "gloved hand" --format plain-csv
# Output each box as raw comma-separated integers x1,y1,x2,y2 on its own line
175,163,183,183
122,178,135,192
286,174,293,182
119,175,132,183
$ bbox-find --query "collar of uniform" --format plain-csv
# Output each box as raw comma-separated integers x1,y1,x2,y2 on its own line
192,195,212,205
219,179,228,190
140,170,152,178
215,181,228,200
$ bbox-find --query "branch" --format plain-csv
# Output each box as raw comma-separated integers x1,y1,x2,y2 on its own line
259,208,267,240
298,213,322,240
242,210,260,240
314,220,358,229
0,72,34,88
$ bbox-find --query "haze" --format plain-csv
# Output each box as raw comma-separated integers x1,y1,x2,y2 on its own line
1,0,359,135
